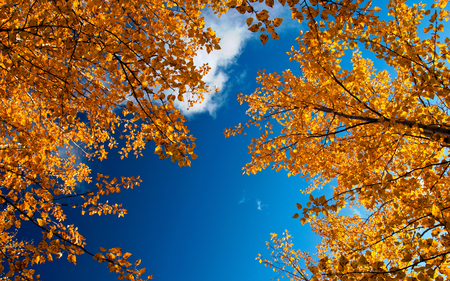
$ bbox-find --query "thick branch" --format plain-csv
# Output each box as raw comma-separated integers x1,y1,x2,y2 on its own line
313,105,450,144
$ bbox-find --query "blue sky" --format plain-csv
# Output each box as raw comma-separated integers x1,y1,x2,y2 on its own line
30,4,369,281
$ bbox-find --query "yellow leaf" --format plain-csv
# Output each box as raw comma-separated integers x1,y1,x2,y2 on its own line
292,213,299,219
154,146,163,155
265,0,274,8
123,252,132,259
432,204,440,217
248,24,259,32
260,34,269,45
246,17,254,26
68,254,77,265
93,253,106,262
272,18,283,27
256,10,270,21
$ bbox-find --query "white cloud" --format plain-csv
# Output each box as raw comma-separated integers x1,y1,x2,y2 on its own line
173,3,303,117
174,9,252,117
239,189,246,204
352,208,362,217
256,199,267,211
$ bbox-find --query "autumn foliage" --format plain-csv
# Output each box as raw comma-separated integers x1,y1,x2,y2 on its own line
0,0,228,279
226,0,450,280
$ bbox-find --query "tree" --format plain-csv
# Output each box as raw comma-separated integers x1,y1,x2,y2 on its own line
0,0,228,279
226,0,450,280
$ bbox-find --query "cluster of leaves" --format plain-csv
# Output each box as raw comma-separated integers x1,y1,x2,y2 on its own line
227,0,450,280
0,0,229,279
218,0,285,45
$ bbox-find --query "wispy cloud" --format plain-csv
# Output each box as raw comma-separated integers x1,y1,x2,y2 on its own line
256,199,267,211
352,208,362,217
257,200,262,210
239,190,246,204
174,9,252,117
348,204,369,218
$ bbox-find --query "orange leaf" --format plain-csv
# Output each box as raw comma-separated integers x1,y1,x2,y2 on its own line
272,18,283,27
68,254,77,265
260,34,269,45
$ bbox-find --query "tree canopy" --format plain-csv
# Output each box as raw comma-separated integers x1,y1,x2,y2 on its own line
0,0,229,279
226,0,450,280
4,0,450,280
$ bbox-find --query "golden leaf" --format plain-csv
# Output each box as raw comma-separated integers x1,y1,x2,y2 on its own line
93,253,106,263
265,0,274,8
272,18,283,27
68,254,77,265
248,24,259,32
260,34,269,45
432,204,440,217
256,10,270,21
270,32,280,40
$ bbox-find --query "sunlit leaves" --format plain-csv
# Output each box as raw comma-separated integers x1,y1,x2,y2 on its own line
68,255,77,265
93,253,106,263
256,10,270,21
229,1,285,43
0,0,230,279
228,0,450,280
